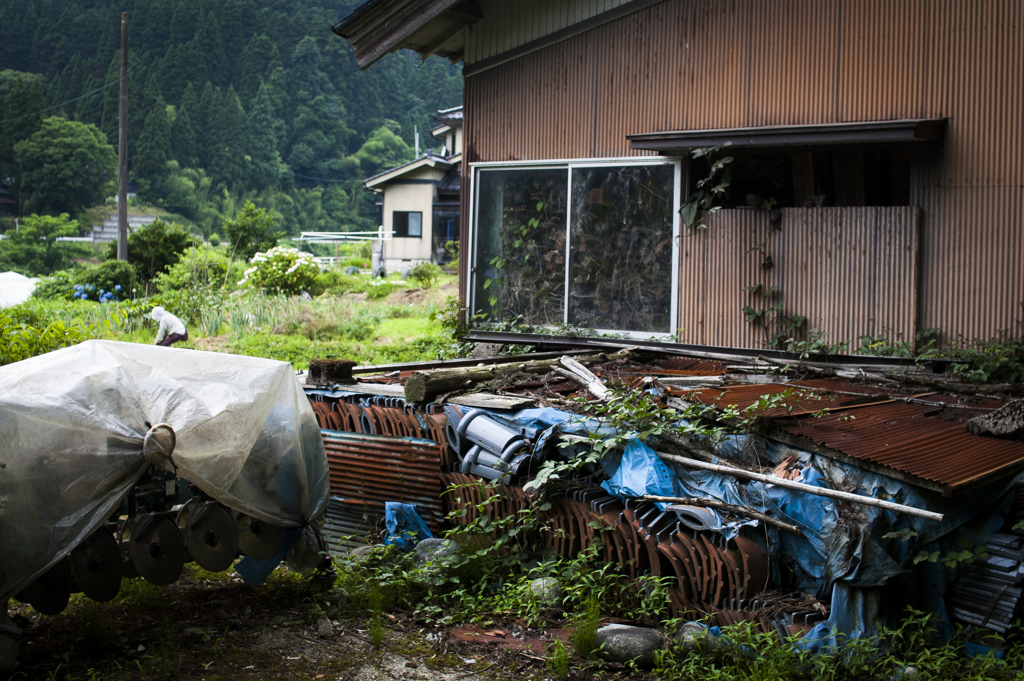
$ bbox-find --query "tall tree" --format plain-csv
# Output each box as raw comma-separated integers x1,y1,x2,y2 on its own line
14,117,116,215
193,12,229,88
209,86,247,189
195,81,218,167
246,83,278,190
0,79,44,172
167,0,201,47
236,34,282,105
135,97,171,182
170,105,197,167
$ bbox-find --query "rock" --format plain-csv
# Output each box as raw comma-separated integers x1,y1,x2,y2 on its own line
317,613,333,637
344,266,360,275
413,538,459,567
596,624,665,666
345,545,378,565
967,399,1024,441
893,666,920,680
470,342,506,358
307,358,357,385
674,621,721,654
527,577,562,605
400,266,414,280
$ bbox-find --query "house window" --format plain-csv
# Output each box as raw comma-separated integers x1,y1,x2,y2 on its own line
393,211,422,238
472,160,679,335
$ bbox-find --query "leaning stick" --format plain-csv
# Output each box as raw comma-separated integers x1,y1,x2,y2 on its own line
654,451,945,522
642,494,804,536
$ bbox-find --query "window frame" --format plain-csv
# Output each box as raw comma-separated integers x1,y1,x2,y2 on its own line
392,210,423,238
469,157,683,339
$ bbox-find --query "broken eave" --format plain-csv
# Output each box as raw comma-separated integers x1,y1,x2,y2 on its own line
332,0,481,69
627,118,948,152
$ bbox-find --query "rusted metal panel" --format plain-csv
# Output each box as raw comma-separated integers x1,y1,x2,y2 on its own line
682,380,1024,492
678,207,918,348
464,0,1024,342
321,429,445,531
465,0,638,65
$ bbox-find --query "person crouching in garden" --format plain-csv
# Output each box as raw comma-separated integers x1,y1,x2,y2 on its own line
151,306,188,347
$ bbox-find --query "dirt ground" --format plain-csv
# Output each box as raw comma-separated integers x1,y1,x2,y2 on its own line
5,566,626,681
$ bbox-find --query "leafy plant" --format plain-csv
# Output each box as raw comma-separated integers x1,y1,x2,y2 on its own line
407,262,441,288
546,638,571,679
679,143,734,231
222,200,282,262
238,246,319,295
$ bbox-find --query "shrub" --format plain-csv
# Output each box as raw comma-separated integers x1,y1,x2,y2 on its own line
238,246,319,295
365,281,399,300
154,246,243,292
208,233,221,247
222,201,280,262
31,269,78,300
0,311,96,366
78,260,137,300
107,219,201,284
313,270,368,296
407,262,441,288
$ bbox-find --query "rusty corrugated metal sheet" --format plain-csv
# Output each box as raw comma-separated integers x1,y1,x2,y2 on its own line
464,0,1024,343
680,380,1024,492
780,402,1024,492
465,0,635,65
321,429,445,531
677,207,918,348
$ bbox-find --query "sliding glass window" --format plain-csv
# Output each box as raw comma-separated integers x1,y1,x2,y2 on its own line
472,160,679,335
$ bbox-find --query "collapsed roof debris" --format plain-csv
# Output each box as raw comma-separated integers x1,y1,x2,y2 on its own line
301,340,1024,649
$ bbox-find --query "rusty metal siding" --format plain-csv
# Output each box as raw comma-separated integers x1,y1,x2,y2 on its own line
466,0,635,65
677,207,919,348
465,0,1024,343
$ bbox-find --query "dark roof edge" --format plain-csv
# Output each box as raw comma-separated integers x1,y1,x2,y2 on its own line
628,118,948,150
332,0,385,37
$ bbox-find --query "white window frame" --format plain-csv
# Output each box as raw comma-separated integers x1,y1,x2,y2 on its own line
468,157,682,340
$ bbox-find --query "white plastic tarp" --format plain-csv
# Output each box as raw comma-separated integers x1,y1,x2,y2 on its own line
0,340,329,603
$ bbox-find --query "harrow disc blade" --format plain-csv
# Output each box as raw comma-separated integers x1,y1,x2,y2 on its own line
18,558,71,616
129,514,184,586
70,529,122,602
236,514,285,560
180,502,238,572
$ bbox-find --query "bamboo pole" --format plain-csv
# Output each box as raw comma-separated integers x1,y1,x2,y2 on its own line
655,451,944,522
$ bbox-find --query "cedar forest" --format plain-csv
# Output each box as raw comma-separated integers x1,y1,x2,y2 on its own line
0,0,463,237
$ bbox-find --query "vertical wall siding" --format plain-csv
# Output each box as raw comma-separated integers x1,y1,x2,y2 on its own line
464,0,1024,342
678,208,919,348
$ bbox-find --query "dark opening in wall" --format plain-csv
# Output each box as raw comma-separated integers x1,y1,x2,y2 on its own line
687,147,912,208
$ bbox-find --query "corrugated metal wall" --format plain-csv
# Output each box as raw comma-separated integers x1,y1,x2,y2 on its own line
464,0,1024,343
678,207,920,348
465,0,635,65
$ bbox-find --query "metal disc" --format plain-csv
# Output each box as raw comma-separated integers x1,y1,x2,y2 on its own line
18,558,71,616
181,502,238,572
69,529,123,602
236,514,285,560
129,514,184,586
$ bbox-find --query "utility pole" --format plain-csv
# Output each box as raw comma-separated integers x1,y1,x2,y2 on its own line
116,12,128,261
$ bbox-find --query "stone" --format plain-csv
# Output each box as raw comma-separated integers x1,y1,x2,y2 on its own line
400,266,414,280
596,624,665,666
527,577,562,605
344,266,360,275
346,545,377,565
967,399,1024,441
470,342,506,358
317,613,333,637
307,358,357,385
413,538,460,566
674,621,721,654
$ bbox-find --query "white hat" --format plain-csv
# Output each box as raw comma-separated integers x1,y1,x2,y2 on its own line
150,306,165,321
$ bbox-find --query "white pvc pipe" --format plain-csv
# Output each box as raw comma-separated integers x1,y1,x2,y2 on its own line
655,451,945,523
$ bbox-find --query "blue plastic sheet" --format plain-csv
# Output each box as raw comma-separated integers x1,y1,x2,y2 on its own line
234,527,300,587
383,502,432,551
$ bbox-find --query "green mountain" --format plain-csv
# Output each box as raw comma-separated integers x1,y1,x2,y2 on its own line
0,0,462,236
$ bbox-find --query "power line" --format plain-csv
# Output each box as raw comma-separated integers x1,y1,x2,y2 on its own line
0,81,118,125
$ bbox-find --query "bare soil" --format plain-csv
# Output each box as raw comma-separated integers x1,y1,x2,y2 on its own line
5,567,623,681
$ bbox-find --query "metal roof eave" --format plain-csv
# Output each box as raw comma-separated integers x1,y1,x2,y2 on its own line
627,118,948,152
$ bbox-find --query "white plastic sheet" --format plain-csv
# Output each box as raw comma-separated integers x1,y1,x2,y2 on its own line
0,340,329,603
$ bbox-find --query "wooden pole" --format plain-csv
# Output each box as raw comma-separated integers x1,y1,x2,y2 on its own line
116,12,128,261
655,451,945,522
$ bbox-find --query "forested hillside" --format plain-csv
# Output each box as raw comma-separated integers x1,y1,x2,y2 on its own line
0,0,462,236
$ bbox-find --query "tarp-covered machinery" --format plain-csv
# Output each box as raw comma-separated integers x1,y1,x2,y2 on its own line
0,341,329,672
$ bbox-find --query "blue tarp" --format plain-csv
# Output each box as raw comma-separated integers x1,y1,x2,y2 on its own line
383,501,433,551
